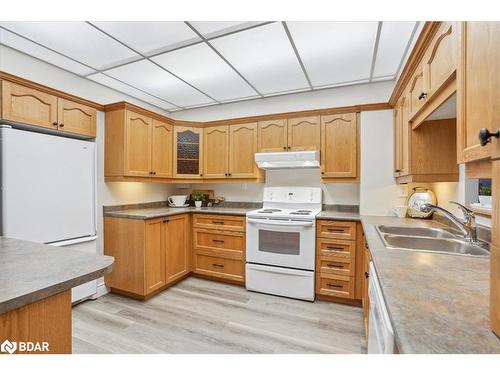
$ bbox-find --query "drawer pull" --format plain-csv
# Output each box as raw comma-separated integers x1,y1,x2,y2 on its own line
212,221,225,225
326,283,343,288
327,228,344,232
212,239,225,243
326,246,344,250
365,272,370,279
327,264,344,268
212,263,224,268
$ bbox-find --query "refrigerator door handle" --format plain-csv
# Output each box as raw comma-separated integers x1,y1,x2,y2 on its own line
47,235,98,247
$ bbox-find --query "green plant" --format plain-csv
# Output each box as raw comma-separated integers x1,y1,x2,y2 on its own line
479,185,491,196
192,192,205,202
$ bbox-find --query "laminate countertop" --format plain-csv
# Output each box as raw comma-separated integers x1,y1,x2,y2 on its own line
104,206,255,220
0,237,114,315
361,216,500,353
316,210,361,221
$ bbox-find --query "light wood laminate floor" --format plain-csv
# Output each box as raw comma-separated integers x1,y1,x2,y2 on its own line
72,277,365,354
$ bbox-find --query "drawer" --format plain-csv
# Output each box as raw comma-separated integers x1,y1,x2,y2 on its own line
317,220,356,240
193,253,244,282
317,238,356,259
193,214,245,232
317,257,354,277
193,228,245,257
317,274,354,299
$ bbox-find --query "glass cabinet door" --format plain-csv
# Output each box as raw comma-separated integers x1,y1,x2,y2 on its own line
174,126,203,178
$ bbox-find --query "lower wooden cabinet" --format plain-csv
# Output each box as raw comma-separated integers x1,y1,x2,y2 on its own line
192,214,245,284
362,233,372,338
104,214,190,299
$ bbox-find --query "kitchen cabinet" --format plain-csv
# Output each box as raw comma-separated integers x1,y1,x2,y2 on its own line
257,119,288,152
393,94,410,177
408,63,426,119
104,214,190,299
174,125,203,178
257,116,320,152
320,113,359,180
203,122,261,180
1,80,96,138
105,107,173,180
457,22,500,163
192,214,245,284
362,234,371,338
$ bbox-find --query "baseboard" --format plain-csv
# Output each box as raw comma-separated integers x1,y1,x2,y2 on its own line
95,281,110,298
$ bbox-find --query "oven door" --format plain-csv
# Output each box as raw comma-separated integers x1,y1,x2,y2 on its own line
246,217,315,270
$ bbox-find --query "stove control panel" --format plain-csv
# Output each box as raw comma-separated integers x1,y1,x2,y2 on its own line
262,187,322,204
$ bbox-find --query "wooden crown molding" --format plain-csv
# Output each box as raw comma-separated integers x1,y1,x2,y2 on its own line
388,21,442,106
0,70,104,111
103,101,175,125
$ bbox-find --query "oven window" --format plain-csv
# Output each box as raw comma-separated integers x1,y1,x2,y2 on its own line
258,229,300,255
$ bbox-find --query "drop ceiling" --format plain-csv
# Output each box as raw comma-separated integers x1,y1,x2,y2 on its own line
0,21,419,112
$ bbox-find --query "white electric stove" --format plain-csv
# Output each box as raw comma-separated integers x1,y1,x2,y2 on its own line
246,187,322,301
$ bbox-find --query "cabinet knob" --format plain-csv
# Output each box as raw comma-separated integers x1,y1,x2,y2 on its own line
283,146,287,150
52,121,58,126
225,173,228,176
417,92,427,100
395,169,401,172
228,173,232,176
478,128,500,146
365,272,369,279
59,123,64,127
287,146,291,150
200,173,203,177
321,172,325,175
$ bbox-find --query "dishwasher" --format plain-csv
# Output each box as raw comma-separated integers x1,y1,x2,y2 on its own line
367,261,396,354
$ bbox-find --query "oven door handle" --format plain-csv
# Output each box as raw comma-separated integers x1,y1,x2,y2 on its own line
247,218,314,227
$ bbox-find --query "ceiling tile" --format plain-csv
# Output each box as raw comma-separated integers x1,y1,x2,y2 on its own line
87,73,178,111
287,21,378,87
92,21,200,55
0,21,139,70
0,28,95,76
152,43,258,101
104,59,214,108
210,22,309,94
373,22,417,78
190,21,267,38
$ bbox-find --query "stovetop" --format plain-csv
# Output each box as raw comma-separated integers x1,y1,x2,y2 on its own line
246,207,321,220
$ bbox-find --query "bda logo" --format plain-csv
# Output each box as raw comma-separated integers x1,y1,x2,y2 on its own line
1,339,17,354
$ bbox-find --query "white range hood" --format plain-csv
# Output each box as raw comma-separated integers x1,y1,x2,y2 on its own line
255,150,320,170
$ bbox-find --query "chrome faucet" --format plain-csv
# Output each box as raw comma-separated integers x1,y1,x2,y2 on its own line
419,201,478,243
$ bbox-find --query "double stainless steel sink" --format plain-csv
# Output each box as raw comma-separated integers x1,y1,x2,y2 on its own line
376,225,489,257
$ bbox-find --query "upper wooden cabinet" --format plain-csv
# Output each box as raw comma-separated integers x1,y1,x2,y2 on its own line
287,116,321,151
394,94,410,178
320,113,359,180
203,122,261,180
229,123,259,178
174,126,203,178
408,63,426,119
105,108,173,180
204,125,229,179
457,22,500,163
258,119,288,152
1,81,96,138
258,117,320,152
423,22,457,101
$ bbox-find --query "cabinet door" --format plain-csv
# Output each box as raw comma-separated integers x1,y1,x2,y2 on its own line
165,214,190,283
424,22,457,100
287,116,320,151
151,119,173,178
124,110,152,177
458,22,500,162
257,119,288,152
57,98,96,138
321,113,358,179
145,218,166,294
229,122,258,178
408,63,426,119
394,94,410,178
204,125,229,179
174,126,203,178
393,103,402,177
1,81,58,129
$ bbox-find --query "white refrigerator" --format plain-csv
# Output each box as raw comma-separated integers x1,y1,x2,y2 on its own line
0,125,98,302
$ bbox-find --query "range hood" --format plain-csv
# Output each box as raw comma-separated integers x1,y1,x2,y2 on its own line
255,151,320,170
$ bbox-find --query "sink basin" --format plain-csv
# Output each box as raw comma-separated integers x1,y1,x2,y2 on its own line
382,235,489,257
377,225,456,239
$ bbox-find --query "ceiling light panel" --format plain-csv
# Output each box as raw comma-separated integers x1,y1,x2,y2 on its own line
92,21,200,55
152,43,258,101
0,21,139,70
87,73,178,111
190,21,267,38
0,28,95,76
104,59,214,108
372,21,417,78
287,21,378,87
210,22,309,94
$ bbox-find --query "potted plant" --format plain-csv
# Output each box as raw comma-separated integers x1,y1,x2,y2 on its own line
192,192,205,208
478,179,492,207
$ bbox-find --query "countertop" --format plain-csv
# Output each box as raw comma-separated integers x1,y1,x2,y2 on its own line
361,215,500,353
104,206,255,220
316,210,361,221
0,237,114,314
